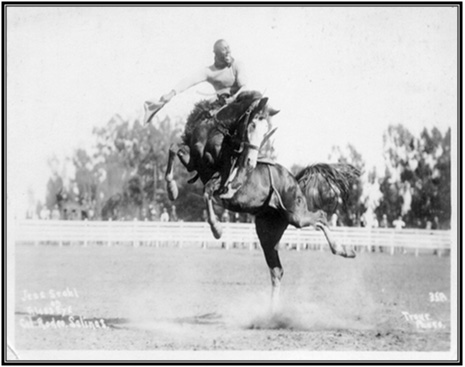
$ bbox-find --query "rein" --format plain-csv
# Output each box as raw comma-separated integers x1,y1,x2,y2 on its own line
234,99,261,151
213,98,262,153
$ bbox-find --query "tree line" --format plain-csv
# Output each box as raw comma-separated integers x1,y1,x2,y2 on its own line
38,114,450,229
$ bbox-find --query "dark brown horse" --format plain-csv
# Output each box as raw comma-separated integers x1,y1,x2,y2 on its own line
205,161,359,310
165,91,278,237
164,92,360,310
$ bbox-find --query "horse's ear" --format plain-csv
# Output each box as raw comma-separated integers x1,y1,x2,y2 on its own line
268,107,280,116
257,97,269,111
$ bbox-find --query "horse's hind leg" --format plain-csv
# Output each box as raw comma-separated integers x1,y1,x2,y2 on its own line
287,188,355,258
276,170,355,258
165,143,179,201
288,203,355,258
255,210,289,313
316,223,356,258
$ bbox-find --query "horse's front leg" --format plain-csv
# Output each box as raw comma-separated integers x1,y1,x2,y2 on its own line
204,178,223,239
165,143,179,201
177,143,197,172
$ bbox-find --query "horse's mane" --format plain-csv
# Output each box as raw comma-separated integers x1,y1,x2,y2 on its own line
182,99,222,145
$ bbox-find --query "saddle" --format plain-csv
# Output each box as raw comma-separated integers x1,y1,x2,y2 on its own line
183,91,266,188
257,157,276,165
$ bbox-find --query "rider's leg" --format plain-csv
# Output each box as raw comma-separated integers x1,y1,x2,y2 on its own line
265,164,328,228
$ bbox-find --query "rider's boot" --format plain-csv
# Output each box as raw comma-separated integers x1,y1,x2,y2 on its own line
218,166,248,199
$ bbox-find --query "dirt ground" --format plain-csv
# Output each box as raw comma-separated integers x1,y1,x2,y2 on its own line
12,243,452,358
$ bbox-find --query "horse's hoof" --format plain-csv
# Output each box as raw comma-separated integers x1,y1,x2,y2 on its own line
211,224,223,239
167,180,178,201
337,246,356,259
316,210,328,226
344,247,357,259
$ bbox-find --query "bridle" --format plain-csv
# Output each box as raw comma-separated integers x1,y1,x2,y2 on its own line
213,97,274,155
232,99,262,154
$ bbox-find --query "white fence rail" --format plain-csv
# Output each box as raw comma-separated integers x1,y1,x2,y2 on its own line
14,220,451,256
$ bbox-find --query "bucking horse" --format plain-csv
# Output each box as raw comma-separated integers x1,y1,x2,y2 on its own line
163,90,360,311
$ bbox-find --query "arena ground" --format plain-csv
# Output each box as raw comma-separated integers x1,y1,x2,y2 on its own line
12,243,452,358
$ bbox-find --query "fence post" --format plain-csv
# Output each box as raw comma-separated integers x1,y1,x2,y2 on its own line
84,219,88,247
178,224,183,249
390,231,395,255
133,219,139,248
296,229,301,252
34,222,39,246
58,222,63,247
107,219,112,247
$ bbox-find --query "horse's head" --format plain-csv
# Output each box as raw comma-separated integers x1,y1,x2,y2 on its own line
240,97,279,170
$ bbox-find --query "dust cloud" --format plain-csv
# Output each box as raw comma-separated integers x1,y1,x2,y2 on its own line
223,255,384,331
115,252,385,334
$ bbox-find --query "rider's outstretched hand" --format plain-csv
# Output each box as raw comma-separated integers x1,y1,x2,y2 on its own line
160,90,176,103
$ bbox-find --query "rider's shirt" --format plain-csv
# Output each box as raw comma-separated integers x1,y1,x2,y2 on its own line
173,59,246,97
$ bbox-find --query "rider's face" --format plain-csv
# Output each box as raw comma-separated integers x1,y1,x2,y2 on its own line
214,42,232,66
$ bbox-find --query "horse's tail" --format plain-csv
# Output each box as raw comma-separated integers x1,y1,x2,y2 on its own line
295,163,361,214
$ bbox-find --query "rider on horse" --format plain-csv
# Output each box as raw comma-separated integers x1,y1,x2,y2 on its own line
143,39,248,124
144,39,272,197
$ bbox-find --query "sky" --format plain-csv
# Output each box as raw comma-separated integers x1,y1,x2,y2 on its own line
6,5,458,218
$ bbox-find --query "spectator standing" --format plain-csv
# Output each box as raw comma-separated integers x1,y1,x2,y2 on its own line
368,214,379,253
380,214,389,228
221,210,231,223
330,213,338,227
393,215,406,254
160,208,170,222
40,207,50,220
149,204,157,221
371,215,379,228
51,205,60,220
393,216,406,230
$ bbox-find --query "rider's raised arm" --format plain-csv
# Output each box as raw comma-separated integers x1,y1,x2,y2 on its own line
160,67,209,103
174,67,209,94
